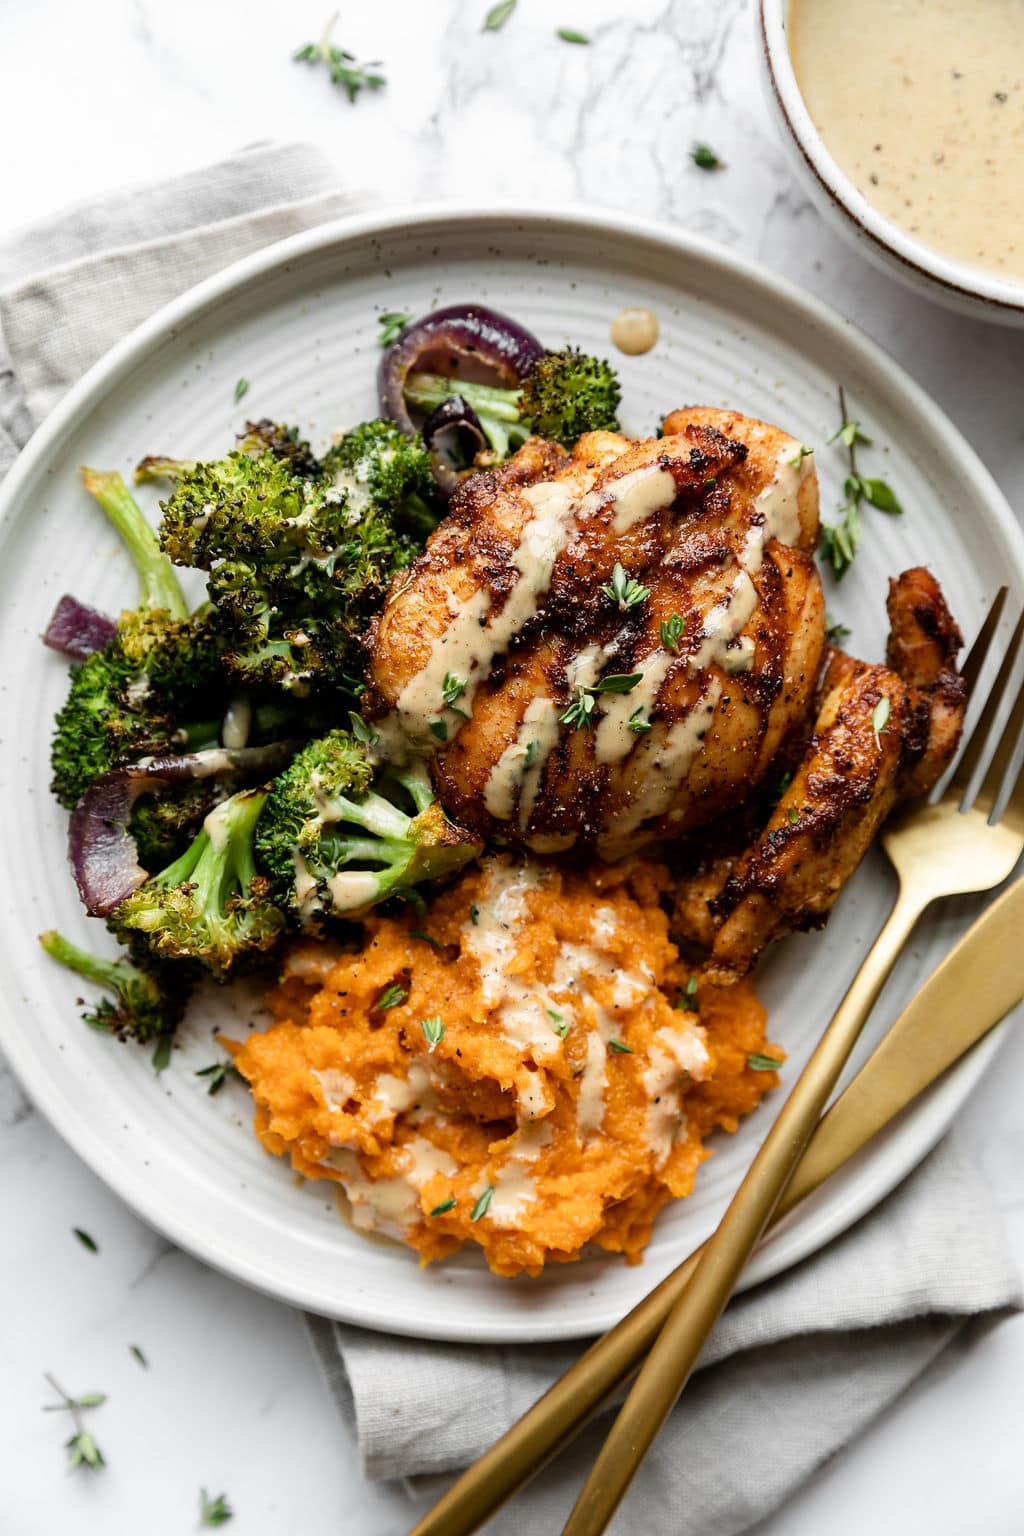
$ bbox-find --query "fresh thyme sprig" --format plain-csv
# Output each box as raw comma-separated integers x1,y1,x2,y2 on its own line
195,1060,245,1096
441,672,471,719
692,143,724,171
747,1052,784,1072
600,561,649,610
421,1015,445,1051
377,312,410,348
660,612,685,654
872,696,891,742
294,14,386,103
43,1374,107,1473
483,0,516,30
560,673,643,731
820,386,903,579
199,1488,234,1526
377,983,407,1011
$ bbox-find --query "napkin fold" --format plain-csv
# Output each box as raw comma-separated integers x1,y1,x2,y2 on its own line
1,143,1019,1536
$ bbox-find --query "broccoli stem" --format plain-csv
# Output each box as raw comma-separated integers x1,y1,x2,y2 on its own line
403,372,529,459
385,763,435,815
133,456,197,486
81,468,189,621
39,929,129,992
320,789,414,842
154,789,267,903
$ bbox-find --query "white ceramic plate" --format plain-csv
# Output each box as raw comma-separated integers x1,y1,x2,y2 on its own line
0,206,1020,1343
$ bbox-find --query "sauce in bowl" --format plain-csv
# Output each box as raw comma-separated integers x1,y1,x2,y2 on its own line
789,0,1024,279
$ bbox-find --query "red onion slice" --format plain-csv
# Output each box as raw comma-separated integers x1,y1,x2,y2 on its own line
43,595,118,660
379,303,543,495
69,742,295,916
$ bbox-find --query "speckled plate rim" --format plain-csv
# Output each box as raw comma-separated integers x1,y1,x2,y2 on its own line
0,202,1020,1341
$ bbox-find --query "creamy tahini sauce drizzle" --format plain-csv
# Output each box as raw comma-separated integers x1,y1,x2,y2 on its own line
789,0,1024,280
610,305,660,355
392,477,584,748
642,1017,711,1167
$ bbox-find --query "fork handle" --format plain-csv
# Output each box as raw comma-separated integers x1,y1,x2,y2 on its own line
559,884,927,1536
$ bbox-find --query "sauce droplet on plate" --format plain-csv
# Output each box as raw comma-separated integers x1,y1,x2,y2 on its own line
610,306,659,355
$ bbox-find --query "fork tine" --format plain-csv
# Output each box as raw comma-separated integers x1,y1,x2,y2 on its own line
960,585,1008,697
950,605,1024,805
975,652,1024,822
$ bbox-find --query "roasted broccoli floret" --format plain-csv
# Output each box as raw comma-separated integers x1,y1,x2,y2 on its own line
135,419,320,488
128,780,222,869
402,347,622,460
48,470,228,804
114,787,285,977
49,470,229,808
322,419,439,540
39,929,190,1045
255,728,481,928
154,423,435,698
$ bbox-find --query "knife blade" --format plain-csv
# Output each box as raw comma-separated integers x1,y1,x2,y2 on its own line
777,872,1024,1218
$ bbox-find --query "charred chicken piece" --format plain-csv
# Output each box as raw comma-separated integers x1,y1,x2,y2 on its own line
676,568,965,981
366,409,824,857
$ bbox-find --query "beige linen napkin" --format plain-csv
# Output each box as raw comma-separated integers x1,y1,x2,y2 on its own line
0,144,1018,1536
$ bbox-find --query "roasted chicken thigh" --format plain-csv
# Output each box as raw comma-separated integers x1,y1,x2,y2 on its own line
366,409,824,857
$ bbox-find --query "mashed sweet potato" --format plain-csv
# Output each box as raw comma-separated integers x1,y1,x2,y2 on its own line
230,856,781,1277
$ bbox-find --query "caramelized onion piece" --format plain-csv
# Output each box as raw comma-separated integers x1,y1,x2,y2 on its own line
69,743,295,917
43,595,117,660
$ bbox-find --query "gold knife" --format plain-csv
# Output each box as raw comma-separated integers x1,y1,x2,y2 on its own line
411,873,1024,1536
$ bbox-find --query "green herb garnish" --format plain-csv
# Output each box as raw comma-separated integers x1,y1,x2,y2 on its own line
628,707,652,734
429,719,448,742
829,419,872,449
561,691,596,731
483,0,516,29
293,15,386,103
788,444,813,468
747,1052,784,1072
348,711,380,748
151,1036,172,1074
377,984,407,1011
825,614,851,646
601,561,649,610
43,1374,107,1474
470,1185,495,1221
199,1488,234,1526
442,673,470,718
608,1038,633,1054
692,142,723,171
410,930,441,949
421,1015,445,1051
661,613,685,653
129,1345,148,1369
378,312,410,348
679,974,699,1013
821,387,902,579
787,807,800,825
591,673,643,694
430,1198,457,1216
73,1228,98,1254
557,27,589,43
195,1061,245,1096
470,905,480,925
523,739,538,770
872,696,891,739
233,378,249,404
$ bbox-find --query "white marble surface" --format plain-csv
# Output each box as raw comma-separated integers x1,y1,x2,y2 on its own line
3,0,1024,1531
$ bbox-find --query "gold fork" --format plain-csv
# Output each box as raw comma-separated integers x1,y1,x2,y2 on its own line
556,591,1024,1535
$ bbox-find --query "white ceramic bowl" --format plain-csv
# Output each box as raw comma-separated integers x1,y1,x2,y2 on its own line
758,0,1024,326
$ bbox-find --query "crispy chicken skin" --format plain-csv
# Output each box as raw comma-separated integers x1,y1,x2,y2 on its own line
684,568,966,982
365,410,825,857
